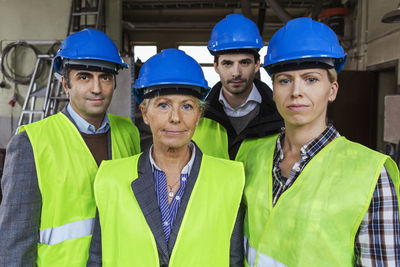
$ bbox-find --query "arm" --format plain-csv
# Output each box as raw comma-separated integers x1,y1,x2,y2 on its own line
230,203,244,267
354,166,400,266
0,132,41,267
87,210,102,267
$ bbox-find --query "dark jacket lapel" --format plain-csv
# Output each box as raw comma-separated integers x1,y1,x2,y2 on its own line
131,150,170,262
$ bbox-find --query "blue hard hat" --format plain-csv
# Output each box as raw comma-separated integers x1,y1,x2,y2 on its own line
208,14,264,55
264,17,347,75
54,28,127,74
134,49,210,104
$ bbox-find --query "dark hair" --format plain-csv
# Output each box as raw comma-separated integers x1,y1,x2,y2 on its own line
213,49,260,64
62,66,72,89
61,65,117,89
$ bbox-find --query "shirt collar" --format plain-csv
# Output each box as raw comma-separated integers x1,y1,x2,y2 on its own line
275,124,340,161
149,142,196,176
67,103,110,134
218,83,261,112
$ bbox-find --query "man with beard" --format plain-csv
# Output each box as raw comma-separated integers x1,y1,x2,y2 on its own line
193,14,283,161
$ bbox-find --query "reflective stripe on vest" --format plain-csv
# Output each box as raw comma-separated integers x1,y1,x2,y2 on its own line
244,236,257,266
243,135,400,266
257,253,287,267
95,153,245,266
39,218,95,245
192,117,270,162
21,113,140,267
244,236,287,267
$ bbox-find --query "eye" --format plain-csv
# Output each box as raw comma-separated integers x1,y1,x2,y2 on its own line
278,78,291,85
79,75,88,80
158,102,169,109
240,60,251,66
222,61,232,66
306,77,318,83
182,103,193,110
102,75,113,81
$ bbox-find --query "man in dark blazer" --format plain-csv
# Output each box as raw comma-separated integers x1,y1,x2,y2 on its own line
0,29,140,266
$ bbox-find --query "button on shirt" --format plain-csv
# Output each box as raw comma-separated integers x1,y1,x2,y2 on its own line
149,142,196,243
67,104,110,134
218,83,261,117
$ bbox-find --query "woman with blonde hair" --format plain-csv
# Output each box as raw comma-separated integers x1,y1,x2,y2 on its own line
243,18,399,266
88,49,245,267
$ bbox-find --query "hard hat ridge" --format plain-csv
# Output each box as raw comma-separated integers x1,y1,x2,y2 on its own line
54,28,128,74
208,14,264,55
133,49,210,104
264,17,347,75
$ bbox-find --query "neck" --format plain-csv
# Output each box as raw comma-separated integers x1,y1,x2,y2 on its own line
222,87,252,109
70,104,105,130
283,121,327,154
85,117,104,130
152,143,191,173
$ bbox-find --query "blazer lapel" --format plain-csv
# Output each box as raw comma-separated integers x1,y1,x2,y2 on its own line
167,144,203,254
131,150,169,261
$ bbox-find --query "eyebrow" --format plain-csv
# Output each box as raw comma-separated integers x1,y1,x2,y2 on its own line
74,71,93,76
220,59,233,64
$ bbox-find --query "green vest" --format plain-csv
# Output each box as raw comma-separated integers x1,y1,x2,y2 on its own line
94,153,245,266
192,117,269,162
20,112,140,267
243,135,400,267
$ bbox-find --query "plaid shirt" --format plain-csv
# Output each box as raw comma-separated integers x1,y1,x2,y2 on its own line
272,124,400,266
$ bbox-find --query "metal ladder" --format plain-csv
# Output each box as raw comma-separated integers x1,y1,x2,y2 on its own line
15,41,67,132
67,0,105,35
16,0,105,131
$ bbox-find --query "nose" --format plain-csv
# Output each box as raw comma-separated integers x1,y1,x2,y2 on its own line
169,106,181,123
231,62,241,78
91,77,102,94
291,79,302,98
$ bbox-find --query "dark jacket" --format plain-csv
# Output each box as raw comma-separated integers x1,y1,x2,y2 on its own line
204,79,283,159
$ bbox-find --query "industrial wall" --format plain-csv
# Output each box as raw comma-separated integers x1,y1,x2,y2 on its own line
0,0,123,149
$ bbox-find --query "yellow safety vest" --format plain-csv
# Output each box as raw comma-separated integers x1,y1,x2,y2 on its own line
94,153,245,266
192,117,269,162
243,135,400,267
20,112,140,267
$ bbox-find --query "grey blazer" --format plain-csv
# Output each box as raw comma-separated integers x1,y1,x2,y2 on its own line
87,146,244,267
0,110,112,267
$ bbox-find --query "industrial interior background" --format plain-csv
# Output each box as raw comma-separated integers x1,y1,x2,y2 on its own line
0,0,400,180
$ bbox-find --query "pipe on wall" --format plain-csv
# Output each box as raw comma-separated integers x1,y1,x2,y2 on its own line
265,0,292,23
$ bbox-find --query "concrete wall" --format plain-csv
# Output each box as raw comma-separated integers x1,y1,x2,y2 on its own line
0,0,123,148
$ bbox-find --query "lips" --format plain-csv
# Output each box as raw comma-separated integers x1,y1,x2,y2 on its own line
228,79,245,85
288,104,308,111
87,98,104,102
164,130,185,135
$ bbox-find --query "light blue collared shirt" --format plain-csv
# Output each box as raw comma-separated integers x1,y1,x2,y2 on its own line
67,104,110,134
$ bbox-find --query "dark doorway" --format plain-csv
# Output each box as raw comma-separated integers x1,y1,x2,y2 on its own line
327,70,379,149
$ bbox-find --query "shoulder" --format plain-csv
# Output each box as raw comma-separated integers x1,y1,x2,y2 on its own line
7,131,32,153
254,79,273,97
202,154,244,172
99,153,141,171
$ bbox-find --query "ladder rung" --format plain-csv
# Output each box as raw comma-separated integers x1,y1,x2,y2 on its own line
72,11,99,16
21,111,45,115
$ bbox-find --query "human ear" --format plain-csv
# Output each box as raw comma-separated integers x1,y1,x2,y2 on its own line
328,81,339,103
61,76,70,96
140,104,149,125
